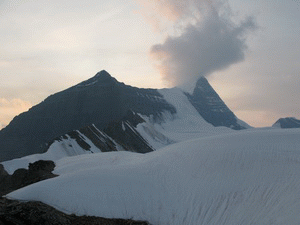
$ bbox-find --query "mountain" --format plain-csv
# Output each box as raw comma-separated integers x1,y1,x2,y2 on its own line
272,117,300,128
1,71,300,224
0,70,247,162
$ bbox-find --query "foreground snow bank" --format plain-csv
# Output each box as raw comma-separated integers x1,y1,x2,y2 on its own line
7,129,300,224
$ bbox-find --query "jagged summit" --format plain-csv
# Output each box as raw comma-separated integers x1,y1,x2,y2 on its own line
186,76,245,130
75,70,117,88
95,69,111,77
192,76,209,94
192,77,225,101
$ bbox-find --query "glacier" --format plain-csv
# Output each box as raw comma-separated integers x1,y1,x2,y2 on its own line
6,128,300,224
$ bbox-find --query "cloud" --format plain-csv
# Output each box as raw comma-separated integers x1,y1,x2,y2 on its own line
137,0,257,89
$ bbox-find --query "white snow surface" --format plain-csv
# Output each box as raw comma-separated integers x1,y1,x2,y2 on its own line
7,128,300,224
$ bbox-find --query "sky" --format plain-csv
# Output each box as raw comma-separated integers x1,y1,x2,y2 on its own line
0,0,299,128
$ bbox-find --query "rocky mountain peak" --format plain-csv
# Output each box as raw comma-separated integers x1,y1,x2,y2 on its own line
75,70,117,88
95,70,111,78
185,76,245,130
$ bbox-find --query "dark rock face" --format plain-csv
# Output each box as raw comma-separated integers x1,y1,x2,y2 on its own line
272,117,300,129
0,160,57,196
0,197,150,225
186,77,245,130
0,165,8,177
0,70,175,162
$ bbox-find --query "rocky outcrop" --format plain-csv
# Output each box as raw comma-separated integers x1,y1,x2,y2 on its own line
0,160,57,196
0,165,8,177
0,197,150,225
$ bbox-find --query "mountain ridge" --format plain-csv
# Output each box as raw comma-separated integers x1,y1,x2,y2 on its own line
0,70,247,162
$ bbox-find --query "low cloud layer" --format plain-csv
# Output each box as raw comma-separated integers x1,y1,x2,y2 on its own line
144,0,257,89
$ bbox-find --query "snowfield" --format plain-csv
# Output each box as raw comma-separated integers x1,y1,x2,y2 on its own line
7,128,300,225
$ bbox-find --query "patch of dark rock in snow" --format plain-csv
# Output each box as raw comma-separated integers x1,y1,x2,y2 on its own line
0,160,57,196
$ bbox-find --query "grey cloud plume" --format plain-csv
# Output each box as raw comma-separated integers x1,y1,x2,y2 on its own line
148,0,257,89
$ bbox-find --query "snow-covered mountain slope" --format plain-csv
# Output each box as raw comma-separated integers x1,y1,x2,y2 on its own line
7,128,300,224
